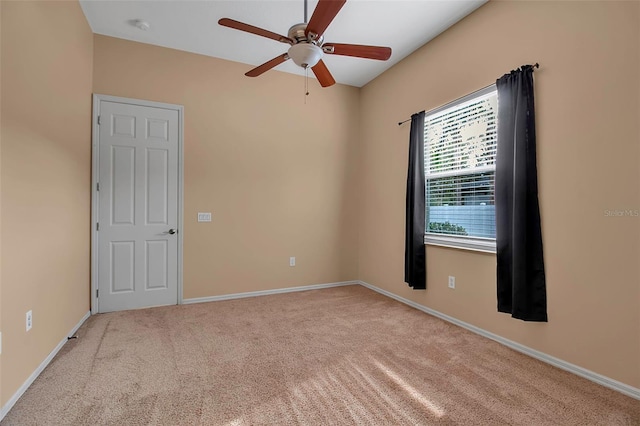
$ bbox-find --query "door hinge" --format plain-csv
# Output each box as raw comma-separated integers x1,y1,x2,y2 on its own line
96,182,100,191
96,222,100,231
97,115,101,125
96,289,99,298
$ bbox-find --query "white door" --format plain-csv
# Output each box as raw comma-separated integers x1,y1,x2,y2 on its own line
97,100,180,313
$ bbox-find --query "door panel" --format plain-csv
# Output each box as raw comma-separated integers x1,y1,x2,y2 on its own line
113,114,136,138
147,118,168,140
111,241,135,293
146,240,168,290
146,148,169,224
98,100,179,312
111,146,135,225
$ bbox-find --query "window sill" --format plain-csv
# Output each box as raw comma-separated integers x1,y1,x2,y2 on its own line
424,234,496,254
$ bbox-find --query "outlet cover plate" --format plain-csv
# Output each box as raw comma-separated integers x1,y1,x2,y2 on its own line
448,276,456,289
26,310,33,331
197,212,212,222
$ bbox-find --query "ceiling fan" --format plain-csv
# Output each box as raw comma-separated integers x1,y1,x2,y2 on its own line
218,0,392,88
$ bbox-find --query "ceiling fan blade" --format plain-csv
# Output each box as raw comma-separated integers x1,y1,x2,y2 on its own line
245,54,290,77
305,0,346,39
219,18,293,44
311,60,336,87
323,43,392,61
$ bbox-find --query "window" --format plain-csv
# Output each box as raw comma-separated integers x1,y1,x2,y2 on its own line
424,85,497,253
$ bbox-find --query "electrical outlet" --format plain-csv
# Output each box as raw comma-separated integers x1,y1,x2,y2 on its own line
448,276,456,289
289,257,296,267
26,310,33,331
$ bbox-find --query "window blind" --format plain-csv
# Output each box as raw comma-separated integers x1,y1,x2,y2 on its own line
424,87,498,239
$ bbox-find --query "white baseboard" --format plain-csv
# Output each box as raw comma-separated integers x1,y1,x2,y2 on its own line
358,280,640,401
0,311,91,421
182,281,359,305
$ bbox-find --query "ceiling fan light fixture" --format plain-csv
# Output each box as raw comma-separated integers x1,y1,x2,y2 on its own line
287,43,323,68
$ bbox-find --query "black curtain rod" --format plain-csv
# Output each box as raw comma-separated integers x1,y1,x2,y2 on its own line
398,63,539,126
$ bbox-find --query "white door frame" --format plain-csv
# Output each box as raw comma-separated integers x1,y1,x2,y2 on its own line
91,94,184,314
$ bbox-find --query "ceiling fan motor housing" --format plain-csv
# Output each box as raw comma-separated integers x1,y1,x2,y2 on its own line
287,23,325,68
287,23,324,45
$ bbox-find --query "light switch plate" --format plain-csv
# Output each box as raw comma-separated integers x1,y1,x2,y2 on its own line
448,276,456,289
197,212,212,222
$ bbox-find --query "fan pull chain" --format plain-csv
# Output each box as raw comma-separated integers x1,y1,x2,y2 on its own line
304,67,310,104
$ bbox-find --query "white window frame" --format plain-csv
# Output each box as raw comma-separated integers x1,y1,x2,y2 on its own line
423,85,497,254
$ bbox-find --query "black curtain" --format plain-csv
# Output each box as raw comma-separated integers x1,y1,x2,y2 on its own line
495,65,547,321
404,111,426,290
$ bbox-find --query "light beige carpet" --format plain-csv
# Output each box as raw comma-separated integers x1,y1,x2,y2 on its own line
2,285,639,425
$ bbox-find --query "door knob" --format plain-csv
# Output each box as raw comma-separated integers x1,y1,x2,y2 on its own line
168,229,177,235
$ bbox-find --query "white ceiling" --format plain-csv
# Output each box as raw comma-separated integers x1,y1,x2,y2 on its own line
80,0,486,88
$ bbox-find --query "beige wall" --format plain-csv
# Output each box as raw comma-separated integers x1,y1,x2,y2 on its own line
0,1,93,406
92,35,360,300
359,0,640,388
